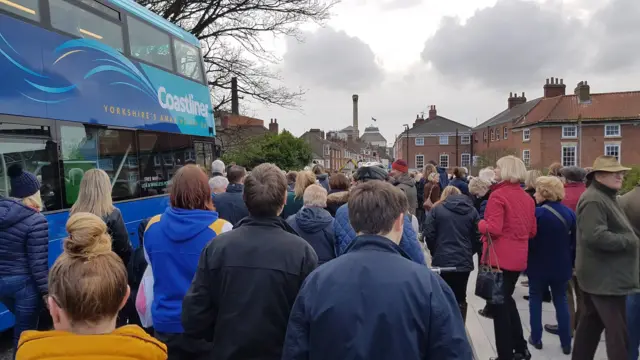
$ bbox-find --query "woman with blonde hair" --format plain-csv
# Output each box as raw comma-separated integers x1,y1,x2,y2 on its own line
423,185,479,322
523,170,543,200
281,171,316,219
478,155,537,360
0,165,48,353
16,212,167,360
416,164,437,226
71,169,131,267
422,172,441,212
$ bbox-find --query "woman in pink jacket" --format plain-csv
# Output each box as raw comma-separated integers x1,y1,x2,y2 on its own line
478,155,537,360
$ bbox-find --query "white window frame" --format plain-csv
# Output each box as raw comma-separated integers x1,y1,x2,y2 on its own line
604,124,621,138
439,154,449,168
323,144,330,156
483,131,487,141
562,125,577,139
415,137,425,146
504,127,508,139
439,135,449,145
604,143,621,162
523,128,531,142
522,149,530,167
461,135,470,145
461,153,470,167
490,130,495,141
415,154,424,170
561,144,577,167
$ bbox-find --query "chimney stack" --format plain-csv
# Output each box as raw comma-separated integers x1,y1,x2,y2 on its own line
543,77,566,98
414,113,425,126
575,81,591,103
428,105,437,120
508,92,527,109
231,77,239,115
352,94,359,140
269,118,279,133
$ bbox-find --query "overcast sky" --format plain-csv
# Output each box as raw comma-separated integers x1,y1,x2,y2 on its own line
246,0,640,146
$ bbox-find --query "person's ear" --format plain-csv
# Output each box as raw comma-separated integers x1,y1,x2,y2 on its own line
118,286,131,311
48,296,61,324
393,213,404,232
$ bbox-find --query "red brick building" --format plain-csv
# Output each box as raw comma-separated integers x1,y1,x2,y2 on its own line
474,78,640,170
393,106,473,171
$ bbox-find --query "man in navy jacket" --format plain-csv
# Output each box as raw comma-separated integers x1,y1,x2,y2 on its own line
213,165,250,226
282,181,472,360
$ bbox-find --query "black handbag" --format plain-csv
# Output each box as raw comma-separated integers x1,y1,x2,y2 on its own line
474,233,505,305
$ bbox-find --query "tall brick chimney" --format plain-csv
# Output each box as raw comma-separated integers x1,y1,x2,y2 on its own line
543,77,566,98
269,118,279,133
428,105,437,120
231,77,239,115
414,114,425,126
352,94,359,139
574,81,591,103
508,92,527,109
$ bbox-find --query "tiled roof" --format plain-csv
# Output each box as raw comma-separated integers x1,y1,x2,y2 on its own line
409,116,472,134
340,125,355,132
515,91,640,128
475,98,541,129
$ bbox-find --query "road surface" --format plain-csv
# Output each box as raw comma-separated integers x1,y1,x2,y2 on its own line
0,330,12,360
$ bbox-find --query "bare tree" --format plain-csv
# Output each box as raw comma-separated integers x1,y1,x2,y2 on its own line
137,0,337,111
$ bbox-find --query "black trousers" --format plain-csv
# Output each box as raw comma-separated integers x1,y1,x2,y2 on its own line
155,331,213,360
440,271,471,305
572,292,628,360
491,270,527,359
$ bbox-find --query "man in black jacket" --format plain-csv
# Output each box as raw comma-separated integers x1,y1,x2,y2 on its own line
182,163,318,360
213,165,250,226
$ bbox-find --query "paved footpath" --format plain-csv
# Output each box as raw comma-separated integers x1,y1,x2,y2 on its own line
465,257,608,360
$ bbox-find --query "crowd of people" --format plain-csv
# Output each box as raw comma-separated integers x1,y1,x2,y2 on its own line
0,152,639,360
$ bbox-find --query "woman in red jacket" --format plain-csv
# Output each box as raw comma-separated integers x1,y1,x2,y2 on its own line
478,155,537,360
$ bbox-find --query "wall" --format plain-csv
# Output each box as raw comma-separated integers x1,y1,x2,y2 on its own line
397,134,472,170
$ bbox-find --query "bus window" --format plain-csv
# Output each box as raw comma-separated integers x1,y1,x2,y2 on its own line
174,38,204,82
49,0,124,51
60,124,139,207
0,123,62,211
128,15,173,71
138,131,193,197
0,0,40,22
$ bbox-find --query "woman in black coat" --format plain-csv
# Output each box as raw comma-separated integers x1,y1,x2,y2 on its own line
423,186,480,322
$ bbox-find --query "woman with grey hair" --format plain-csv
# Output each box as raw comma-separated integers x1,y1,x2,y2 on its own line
286,184,336,265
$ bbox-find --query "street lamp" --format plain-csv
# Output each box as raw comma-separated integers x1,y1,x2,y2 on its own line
403,124,409,163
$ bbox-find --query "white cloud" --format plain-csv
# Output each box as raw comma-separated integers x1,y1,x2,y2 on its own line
249,0,640,144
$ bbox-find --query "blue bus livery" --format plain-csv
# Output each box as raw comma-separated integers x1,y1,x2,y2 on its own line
0,0,217,331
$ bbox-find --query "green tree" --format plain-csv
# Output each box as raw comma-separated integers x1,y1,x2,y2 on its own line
474,148,518,169
222,130,312,170
621,165,640,194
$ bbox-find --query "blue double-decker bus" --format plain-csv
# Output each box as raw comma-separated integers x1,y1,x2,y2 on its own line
0,0,216,330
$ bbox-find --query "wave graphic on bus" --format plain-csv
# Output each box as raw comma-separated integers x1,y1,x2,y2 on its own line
0,34,156,103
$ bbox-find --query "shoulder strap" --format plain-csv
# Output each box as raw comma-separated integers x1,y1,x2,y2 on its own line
542,205,570,233
209,218,229,235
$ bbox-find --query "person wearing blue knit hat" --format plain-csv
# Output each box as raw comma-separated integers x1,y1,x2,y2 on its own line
0,164,49,354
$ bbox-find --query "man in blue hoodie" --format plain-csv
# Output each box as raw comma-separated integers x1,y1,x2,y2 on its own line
144,165,232,359
282,181,472,360
334,165,425,265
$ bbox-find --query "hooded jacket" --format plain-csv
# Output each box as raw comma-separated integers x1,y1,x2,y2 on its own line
333,203,426,265
325,190,349,217
213,183,250,226
449,177,470,196
182,216,318,360
393,174,418,215
287,207,336,265
0,197,48,295
16,325,167,360
281,235,472,360
316,174,330,192
562,182,587,212
144,208,232,333
423,194,480,272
